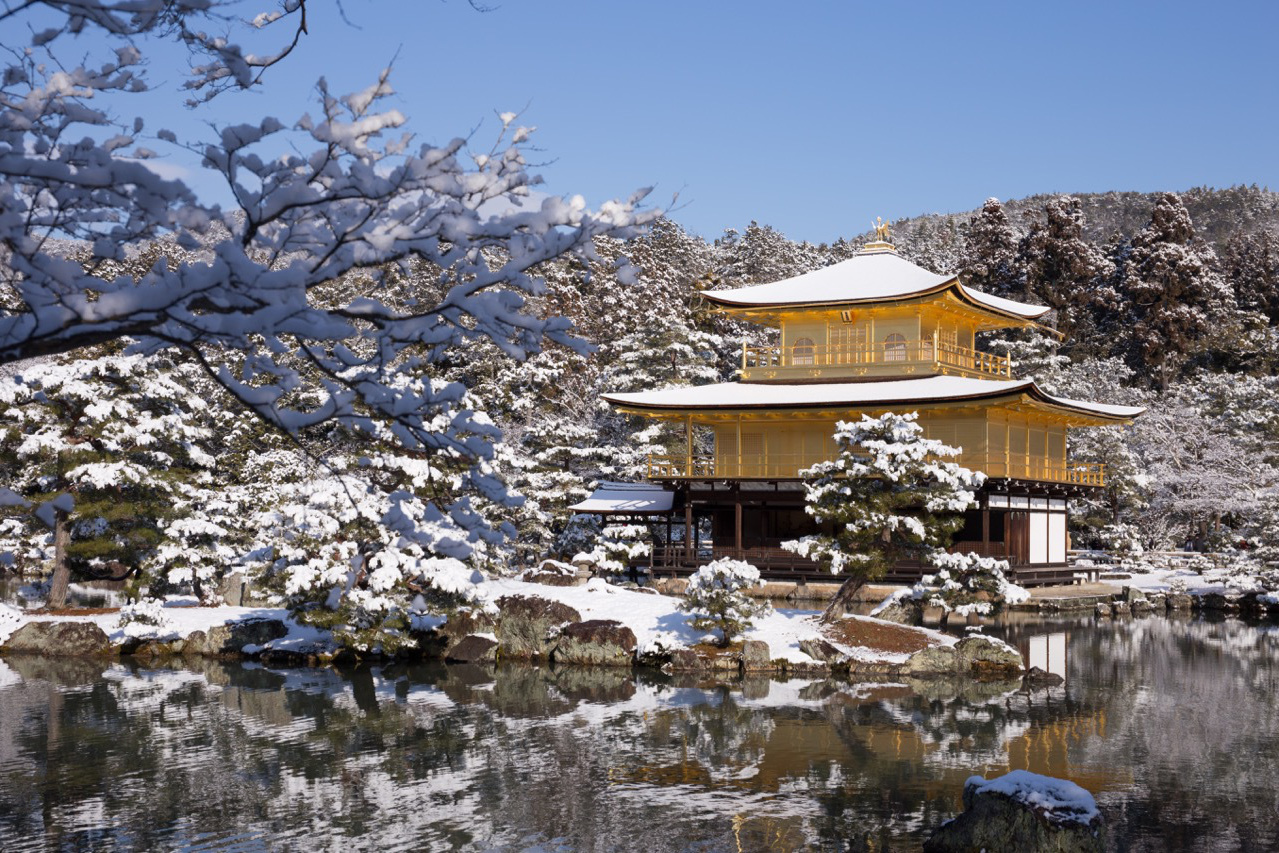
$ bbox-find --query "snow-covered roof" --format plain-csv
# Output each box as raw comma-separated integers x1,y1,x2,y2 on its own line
604,376,1145,422
570,482,675,514
703,248,1050,321
956,284,1049,320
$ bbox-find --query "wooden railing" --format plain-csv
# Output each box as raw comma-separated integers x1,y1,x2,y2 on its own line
647,453,1106,486
742,339,1011,379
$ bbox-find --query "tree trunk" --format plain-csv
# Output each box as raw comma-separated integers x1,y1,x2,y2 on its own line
47,507,71,610
820,575,866,623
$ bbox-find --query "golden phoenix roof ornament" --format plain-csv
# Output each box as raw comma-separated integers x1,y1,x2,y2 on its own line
872,216,891,243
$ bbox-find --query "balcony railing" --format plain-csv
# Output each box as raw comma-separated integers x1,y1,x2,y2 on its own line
646,453,1105,486
741,339,1011,379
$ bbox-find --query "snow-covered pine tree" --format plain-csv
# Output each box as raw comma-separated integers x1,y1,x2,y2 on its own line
1222,229,1279,325
0,351,228,605
1122,193,1236,390
1220,230,1279,372
959,198,1025,298
782,413,984,621
715,222,824,288
0,1,656,601
1017,196,1115,350
915,552,1028,627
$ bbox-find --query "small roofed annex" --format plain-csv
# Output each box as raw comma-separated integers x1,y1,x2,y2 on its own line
575,232,1144,586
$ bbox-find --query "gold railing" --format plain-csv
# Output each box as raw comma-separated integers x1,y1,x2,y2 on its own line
741,339,1011,378
646,453,1105,486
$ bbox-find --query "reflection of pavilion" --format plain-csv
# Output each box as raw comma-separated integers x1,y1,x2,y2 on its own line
1022,631,1069,683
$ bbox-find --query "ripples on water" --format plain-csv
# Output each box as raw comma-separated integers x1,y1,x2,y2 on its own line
0,615,1277,852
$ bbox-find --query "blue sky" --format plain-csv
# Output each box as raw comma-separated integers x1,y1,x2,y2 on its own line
57,0,1279,243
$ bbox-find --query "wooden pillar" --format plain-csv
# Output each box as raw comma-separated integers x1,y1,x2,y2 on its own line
736,413,742,479
735,488,743,553
684,499,693,564
686,415,693,473
981,505,991,557
665,515,672,566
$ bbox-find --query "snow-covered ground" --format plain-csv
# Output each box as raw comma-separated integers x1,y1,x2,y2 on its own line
0,601,327,651
480,577,953,664
1097,565,1272,599
0,577,955,664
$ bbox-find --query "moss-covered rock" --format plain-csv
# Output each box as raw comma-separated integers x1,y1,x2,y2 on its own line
552,620,636,667
2,621,113,657
495,595,582,660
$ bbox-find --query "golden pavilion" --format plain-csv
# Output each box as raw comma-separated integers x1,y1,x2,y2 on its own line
577,228,1144,585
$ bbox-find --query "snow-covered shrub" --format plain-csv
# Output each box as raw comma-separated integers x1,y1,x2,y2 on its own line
115,599,177,641
554,513,602,560
920,552,1029,624
576,523,651,577
877,553,1029,627
1099,522,1146,569
680,558,770,647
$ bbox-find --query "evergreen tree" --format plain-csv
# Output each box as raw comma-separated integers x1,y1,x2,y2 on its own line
782,413,983,621
1017,196,1115,348
1222,230,1279,325
679,558,770,647
0,351,230,604
715,221,823,286
959,198,1025,298
1122,193,1236,390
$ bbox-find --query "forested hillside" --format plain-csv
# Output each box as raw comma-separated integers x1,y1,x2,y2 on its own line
3,187,1277,635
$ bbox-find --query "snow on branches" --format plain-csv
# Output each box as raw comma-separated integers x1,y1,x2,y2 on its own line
783,412,983,577
0,1,655,582
680,558,770,647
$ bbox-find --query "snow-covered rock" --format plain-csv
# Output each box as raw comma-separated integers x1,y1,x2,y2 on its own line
924,770,1104,852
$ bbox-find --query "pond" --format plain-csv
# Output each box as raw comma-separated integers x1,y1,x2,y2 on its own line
1,615,1276,852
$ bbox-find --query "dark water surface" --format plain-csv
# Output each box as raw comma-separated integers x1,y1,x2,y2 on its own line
1,615,1277,852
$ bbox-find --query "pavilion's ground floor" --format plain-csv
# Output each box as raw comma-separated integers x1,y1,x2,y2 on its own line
599,478,1094,587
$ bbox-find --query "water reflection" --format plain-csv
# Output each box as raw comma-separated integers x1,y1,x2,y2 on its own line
0,616,1276,851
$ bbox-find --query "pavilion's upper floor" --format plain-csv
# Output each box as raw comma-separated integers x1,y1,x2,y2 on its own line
704,242,1053,383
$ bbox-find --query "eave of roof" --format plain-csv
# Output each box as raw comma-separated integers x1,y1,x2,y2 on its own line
602,376,1145,424
702,249,1051,324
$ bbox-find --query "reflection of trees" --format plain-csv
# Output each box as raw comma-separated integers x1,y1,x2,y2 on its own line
1,624,1278,851
1067,617,1279,851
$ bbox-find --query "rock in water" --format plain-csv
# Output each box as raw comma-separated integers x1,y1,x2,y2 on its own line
552,620,637,666
924,770,1105,853
955,635,1023,676
495,595,582,660
446,635,498,664
741,639,772,671
798,637,849,667
902,636,1023,677
899,644,958,675
2,621,113,657
184,618,288,657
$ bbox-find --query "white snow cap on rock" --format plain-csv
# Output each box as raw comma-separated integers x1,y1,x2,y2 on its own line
965,770,1100,825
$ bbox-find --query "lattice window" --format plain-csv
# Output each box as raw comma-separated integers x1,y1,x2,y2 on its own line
792,337,815,365
883,333,907,362
829,325,867,364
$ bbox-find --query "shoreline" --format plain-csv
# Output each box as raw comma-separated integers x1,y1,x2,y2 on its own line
0,578,1026,680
